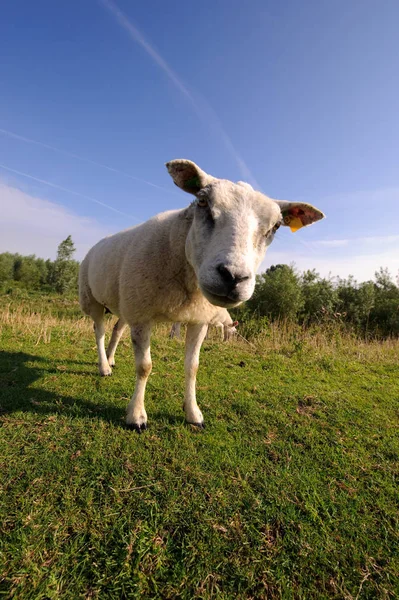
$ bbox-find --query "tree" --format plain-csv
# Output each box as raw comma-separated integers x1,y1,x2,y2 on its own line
370,268,399,336
53,236,79,294
13,255,42,289
336,277,375,328
300,270,338,323
35,257,50,288
0,253,15,284
374,267,396,291
247,264,303,320
56,235,76,262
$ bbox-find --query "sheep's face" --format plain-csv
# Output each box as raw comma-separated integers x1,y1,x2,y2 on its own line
166,160,325,309
185,180,281,307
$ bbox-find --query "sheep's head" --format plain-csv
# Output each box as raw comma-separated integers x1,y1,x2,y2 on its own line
166,159,324,309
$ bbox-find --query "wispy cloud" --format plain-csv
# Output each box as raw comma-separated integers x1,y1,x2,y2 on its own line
310,234,399,247
261,237,399,282
263,249,399,282
0,181,114,260
360,234,399,244
311,239,349,247
0,126,170,192
0,162,139,220
99,0,259,188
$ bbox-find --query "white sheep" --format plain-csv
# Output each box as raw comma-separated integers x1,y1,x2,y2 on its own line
207,308,238,341
169,322,182,339
170,308,237,341
79,159,324,431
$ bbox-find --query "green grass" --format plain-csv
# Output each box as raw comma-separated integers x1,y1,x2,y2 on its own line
0,299,398,598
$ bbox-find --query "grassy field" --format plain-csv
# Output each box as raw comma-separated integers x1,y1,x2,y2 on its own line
0,297,398,599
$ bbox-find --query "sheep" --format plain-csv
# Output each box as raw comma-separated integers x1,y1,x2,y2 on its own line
169,322,182,339
222,320,238,342
206,308,238,341
170,308,237,341
79,159,324,432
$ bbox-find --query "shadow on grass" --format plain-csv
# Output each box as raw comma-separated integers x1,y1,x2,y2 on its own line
0,350,127,428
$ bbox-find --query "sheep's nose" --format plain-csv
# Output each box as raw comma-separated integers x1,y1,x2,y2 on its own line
217,264,250,290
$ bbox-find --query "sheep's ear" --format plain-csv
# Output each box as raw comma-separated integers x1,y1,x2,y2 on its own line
275,200,325,232
166,159,214,194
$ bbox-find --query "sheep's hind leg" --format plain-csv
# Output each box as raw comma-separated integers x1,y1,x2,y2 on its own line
106,318,127,367
126,323,152,433
169,322,181,339
184,323,208,428
92,312,112,376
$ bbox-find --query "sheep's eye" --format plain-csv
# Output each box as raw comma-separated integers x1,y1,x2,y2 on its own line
264,222,280,239
197,197,208,208
272,222,281,234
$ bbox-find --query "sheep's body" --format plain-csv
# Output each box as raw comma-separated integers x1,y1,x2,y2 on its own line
79,159,324,431
80,209,221,326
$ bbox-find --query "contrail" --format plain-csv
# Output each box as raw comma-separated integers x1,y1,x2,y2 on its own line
100,0,193,101
0,162,140,220
0,127,171,192
99,0,260,189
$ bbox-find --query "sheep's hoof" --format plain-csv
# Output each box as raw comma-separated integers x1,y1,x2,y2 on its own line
126,422,148,434
99,362,112,376
100,369,112,377
187,421,205,430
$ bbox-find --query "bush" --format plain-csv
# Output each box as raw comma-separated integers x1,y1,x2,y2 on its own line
247,265,303,320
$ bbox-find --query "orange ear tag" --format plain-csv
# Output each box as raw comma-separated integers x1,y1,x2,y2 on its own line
282,213,305,232
288,216,304,232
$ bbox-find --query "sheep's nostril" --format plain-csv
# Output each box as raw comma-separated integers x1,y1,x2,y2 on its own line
216,265,251,290
234,273,250,283
217,264,235,285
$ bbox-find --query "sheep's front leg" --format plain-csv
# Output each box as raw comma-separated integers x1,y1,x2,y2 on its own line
126,323,152,433
106,318,126,367
184,323,208,427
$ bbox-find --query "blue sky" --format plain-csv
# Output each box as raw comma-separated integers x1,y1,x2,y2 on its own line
1,0,398,281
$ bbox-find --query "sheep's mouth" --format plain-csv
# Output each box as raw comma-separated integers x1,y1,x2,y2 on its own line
201,287,244,309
